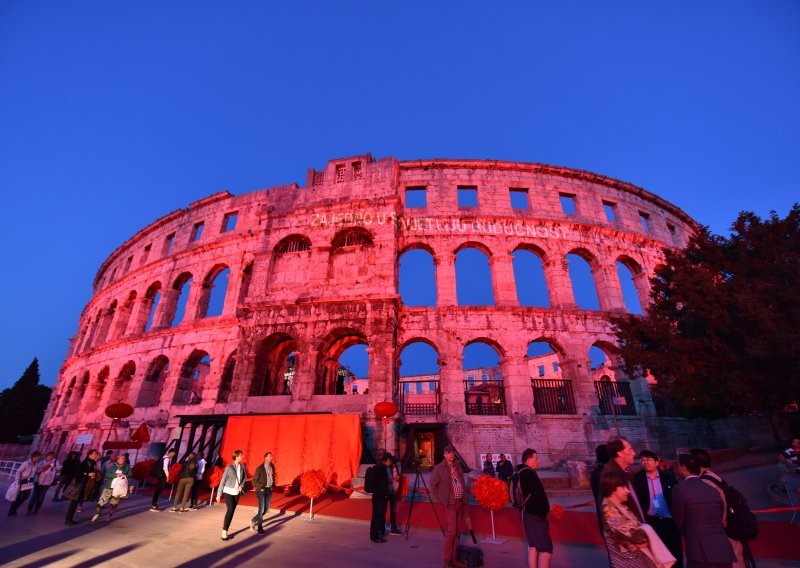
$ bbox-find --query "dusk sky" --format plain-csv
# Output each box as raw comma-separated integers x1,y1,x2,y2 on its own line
1,1,798,391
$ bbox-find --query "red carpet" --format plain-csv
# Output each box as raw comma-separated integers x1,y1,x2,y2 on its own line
228,489,798,561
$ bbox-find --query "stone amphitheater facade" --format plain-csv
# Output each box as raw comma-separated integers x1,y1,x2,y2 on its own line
38,154,697,469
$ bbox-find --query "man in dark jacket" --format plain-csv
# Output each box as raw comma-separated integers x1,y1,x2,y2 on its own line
632,450,683,568
601,436,645,522
250,451,275,534
150,448,176,511
64,448,100,526
429,445,468,568
496,453,514,482
519,448,552,568
365,452,392,544
672,453,735,568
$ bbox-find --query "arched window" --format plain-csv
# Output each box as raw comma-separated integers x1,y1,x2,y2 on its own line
528,340,574,414
398,340,441,415
462,341,505,415
512,248,549,307
616,258,644,314
136,356,170,407
566,252,600,310
456,247,494,306
315,329,369,395
110,361,136,403
111,291,137,340
275,235,311,254
218,351,237,403
84,366,109,413
331,228,373,249
590,343,636,416
198,265,230,318
174,350,211,405
399,248,436,306
144,282,162,332
170,273,193,327
239,262,254,304
251,335,297,396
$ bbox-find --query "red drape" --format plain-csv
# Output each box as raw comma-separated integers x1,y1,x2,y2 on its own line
219,414,362,486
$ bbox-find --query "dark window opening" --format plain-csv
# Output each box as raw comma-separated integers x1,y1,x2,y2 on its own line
191,222,204,242
559,193,576,215
405,186,427,208
603,201,617,222
510,188,528,210
222,212,238,233
458,186,478,208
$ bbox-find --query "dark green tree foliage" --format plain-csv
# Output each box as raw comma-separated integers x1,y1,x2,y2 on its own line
613,205,800,418
0,358,52,443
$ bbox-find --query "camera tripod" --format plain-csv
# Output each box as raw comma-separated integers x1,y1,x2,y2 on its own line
403,458,444,540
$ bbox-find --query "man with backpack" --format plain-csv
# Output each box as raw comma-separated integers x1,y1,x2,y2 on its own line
150,448,176,511
513,449,552,568
691,448,758,568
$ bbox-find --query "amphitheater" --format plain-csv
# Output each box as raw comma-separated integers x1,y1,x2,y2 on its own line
38,154,702,471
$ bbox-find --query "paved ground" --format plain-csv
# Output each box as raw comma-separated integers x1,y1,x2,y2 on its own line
0,488,798,568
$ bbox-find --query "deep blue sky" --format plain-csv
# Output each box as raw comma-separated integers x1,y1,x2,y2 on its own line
1,1,798,390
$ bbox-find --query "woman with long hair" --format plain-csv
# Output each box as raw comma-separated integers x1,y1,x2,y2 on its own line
217,449,246,541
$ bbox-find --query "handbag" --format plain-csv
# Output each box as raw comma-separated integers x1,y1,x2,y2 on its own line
62,479,83,501
111,475,129,498
20,479,34,492
5,480,19,502
640,523,676,568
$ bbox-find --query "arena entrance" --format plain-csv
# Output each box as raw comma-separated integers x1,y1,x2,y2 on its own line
401,423,445,472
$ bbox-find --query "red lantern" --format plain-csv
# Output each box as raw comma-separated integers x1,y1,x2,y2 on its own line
105,402,134,419
373,401,398,418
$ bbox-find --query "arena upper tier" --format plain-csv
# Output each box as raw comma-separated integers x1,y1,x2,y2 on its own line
39,154,697,469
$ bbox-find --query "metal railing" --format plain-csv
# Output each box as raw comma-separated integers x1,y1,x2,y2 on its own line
595,380,637,416
0,460,23,482
531,379,576,414
463,380,506,415
649,383,677,416
400,380,440,415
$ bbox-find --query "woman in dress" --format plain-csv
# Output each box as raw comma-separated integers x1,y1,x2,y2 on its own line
217,449,246,541
91,454,132,522
601,471,660,568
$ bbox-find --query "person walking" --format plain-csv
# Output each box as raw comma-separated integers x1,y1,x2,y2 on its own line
64,448,100,525
189,452,207,510
7,451,41,516
250,451,276,534
519,448,553,568
53,451,81,502
217,449,246,541
28,452,59,514
171,453,198,512
429,445,468,568
365,452,392,543
150,448,176,511
91,454,132,522
632,450,683,568
672,453,736,568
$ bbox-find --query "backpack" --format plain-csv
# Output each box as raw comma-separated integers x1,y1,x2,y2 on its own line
509,466,532,509
703,475,759,541
150,458,166,479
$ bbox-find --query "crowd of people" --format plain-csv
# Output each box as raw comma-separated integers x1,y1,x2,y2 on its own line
4,437,766,568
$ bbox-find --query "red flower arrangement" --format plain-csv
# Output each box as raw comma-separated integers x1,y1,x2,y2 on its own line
549,504,565,522
132,459,156,482
167,463,183,485
472,475,509,511
208,465,224,488
300,469,327,500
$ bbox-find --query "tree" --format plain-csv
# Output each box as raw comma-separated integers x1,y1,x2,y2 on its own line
0,358,52,443
612,205,800,418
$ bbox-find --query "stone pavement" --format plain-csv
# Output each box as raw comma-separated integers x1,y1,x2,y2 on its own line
0,486,798,568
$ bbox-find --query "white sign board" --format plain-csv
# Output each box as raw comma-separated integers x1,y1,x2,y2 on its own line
75,433,93,445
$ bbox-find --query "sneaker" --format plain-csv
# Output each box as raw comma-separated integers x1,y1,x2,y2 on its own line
91,513,100,523
390,529,403,535
257,529,265,535
76,506,82,513
150,506,159,512
65,520,78,526
370,538,387,544
169,507,179,512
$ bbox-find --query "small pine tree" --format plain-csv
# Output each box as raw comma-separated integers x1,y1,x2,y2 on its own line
0,358,52,443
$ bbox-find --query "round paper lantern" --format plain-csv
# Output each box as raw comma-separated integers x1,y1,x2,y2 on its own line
374,401,398,418
300,469,327,500
105,402,134,419
472,474,509,511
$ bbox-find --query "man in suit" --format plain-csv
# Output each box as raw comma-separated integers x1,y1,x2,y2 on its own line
672,453,735,568
601,436,645,522
633,450,683,568
365,452,392,544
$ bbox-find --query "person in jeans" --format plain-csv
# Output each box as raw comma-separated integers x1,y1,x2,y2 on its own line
171,453,198,512
519,448,553,568
150,448,176,511
217,449,246,541
250,451,275,534
28,452,59,514
8,451,41,516
385,454,403,535
189,452,207,510
429,445,468,568
366,452,392,543
91,454,131,522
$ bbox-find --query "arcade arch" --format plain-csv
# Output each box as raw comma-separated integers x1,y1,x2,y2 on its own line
251,334,297,397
